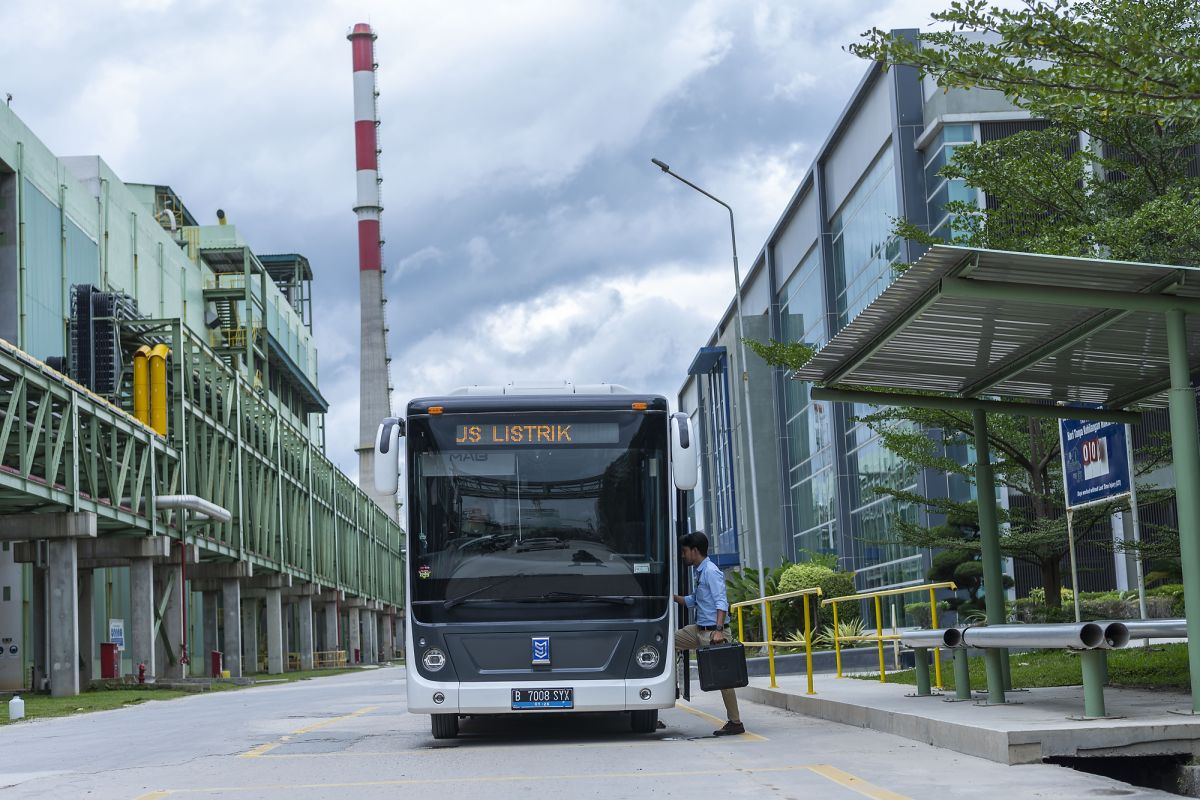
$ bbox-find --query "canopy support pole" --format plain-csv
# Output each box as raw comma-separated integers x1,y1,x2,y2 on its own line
1166,308,1200,713
972,408,1007,706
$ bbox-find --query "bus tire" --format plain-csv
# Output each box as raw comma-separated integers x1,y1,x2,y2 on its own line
630,709,658,734
431,713,459,739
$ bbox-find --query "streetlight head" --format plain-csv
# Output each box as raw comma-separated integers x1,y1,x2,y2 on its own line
651,158,670,172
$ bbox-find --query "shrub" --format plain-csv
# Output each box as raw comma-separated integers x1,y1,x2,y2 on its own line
725,562,793,639
903,600,951,629
1080,598,1136,621
778,563,857,631
1147,584,1186,617
1027,586,1074,606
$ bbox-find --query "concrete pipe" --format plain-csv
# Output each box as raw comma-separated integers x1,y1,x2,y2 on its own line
960,622,1105,650
900,628,962,649
1097,622,1130,650
1101,619,1185,640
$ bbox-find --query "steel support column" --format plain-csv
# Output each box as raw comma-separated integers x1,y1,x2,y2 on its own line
202,591,218,676
78,567,94,689
266,588,283,675
222,579,242,677
348,606,361,663
1166,308,1200,712
972,408,1006,705
47,539,79,697
298,596,314,671
242,599,259,674
129,559,155,678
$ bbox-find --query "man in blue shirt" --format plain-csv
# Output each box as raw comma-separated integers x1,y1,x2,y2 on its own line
673,531,744,736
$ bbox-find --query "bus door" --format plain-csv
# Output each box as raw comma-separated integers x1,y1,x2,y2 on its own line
675,488,691,702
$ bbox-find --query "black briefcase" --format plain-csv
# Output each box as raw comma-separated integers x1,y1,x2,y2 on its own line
696,640,748,691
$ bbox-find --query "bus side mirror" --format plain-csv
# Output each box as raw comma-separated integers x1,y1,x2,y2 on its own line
670,412,697,491
374,417,405,495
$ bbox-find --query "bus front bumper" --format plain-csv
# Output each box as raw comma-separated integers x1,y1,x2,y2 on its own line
406,665,675,715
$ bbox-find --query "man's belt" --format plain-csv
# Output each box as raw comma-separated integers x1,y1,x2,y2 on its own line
698,625,726,631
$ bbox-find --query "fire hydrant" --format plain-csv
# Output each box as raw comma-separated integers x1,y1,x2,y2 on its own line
137,662,146,685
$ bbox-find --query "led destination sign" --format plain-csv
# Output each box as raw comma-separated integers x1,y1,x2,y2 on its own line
454,422,619,446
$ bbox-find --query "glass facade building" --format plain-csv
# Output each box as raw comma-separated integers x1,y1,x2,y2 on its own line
677,31,1032,591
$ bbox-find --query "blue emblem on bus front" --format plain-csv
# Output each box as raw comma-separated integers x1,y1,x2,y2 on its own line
532,636,551,665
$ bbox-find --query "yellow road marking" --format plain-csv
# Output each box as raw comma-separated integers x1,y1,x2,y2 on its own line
238,742,280,759
807,764,913,800
291,705,377,735
676,702,768,741
136,762,911,798
135,765,818,795
237,706,378,758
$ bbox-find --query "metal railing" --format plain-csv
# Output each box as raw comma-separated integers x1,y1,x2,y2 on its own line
730,586,823,694
821,582,957,686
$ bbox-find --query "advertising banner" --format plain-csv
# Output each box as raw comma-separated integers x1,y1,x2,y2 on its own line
1058,418,1132,509
108,619,125,651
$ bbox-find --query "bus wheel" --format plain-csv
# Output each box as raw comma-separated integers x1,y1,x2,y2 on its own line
630,709,658,734
431,713,459,739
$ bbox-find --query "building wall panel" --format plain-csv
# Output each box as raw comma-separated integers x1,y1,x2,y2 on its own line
824,76,892,218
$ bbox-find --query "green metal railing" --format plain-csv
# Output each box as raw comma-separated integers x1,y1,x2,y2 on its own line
0,338,178,533
0,331,404,607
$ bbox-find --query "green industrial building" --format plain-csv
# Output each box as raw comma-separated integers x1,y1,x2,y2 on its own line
0,102,403,696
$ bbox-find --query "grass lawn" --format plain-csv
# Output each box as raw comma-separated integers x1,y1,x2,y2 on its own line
1,662,399,725
853,642,1192,691
252,666,373,683
0,688,196,725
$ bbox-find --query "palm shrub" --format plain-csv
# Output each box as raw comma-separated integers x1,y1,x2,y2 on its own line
724,562,793,641
815,617,867,649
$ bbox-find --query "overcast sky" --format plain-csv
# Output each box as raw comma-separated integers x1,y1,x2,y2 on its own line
2,0,950,479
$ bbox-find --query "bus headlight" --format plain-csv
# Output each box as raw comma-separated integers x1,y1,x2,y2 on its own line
422,648,447,672
636,644,660,670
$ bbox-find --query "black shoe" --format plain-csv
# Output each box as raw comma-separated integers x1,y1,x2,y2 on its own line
713,721,745,736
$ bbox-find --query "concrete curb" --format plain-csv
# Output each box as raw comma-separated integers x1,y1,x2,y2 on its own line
738,679,1200,765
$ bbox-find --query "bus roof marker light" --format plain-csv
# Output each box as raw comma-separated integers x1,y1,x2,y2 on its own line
429,406,444,415
632,402,648,410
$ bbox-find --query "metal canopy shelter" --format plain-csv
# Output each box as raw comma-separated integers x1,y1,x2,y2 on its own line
794,245,1200,710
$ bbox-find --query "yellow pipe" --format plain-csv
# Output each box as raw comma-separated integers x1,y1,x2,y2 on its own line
929,587,943,690
737,607,745,644
832,601,843,678
804,593,814,695
874,595,886,682
148,343,171,436
132,346,151,424
764,600,776,688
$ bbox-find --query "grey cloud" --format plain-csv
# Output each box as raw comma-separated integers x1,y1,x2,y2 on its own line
1,0,953,479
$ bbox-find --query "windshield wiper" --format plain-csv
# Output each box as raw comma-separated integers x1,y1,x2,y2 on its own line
442,572,527,609
515,592,636,606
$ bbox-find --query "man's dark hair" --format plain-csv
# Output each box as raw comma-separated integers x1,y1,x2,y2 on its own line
679,530,709,557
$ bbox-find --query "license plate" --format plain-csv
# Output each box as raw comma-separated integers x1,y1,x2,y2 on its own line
511,687,574,709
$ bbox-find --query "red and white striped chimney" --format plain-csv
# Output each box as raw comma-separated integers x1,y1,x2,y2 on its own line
348,22,396,520
349,22,382,271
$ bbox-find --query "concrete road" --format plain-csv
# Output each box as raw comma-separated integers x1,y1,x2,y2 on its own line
0,666,1173,799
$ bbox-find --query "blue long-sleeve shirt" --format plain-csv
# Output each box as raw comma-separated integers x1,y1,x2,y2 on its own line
683,557,729,627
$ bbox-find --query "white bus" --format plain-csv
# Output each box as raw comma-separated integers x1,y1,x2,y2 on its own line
374,383,697,739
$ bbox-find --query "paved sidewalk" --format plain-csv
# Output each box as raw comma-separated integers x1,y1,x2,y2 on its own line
738,672,1200,764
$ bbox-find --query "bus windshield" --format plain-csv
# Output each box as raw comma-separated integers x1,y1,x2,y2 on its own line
408,410,670,623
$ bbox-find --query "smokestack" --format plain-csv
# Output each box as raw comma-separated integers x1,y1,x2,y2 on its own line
348,22,397,521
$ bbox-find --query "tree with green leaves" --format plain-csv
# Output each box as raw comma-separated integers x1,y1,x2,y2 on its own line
753,0,1193,605
860,408,1168,607
851,0,1200,126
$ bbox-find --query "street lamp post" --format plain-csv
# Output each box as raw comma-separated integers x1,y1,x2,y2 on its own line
651,158,769,637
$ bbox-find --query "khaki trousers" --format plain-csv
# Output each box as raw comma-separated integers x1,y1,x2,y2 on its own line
674,624,741,724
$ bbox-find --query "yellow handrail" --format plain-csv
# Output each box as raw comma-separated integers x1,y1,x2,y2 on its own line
731,587,823,694
821,581,957,686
